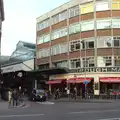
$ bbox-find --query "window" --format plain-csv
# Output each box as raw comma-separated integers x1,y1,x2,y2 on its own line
113,37,120,47
69,23,80,34
114,56,120,66
37,34,50,44
52,28,68,40
81,21,94,31
37,36,44,45
112,1,120,9
81,2,94,14
103,56,112,66
96,1,109,11
54,61,68,68
70,40,81,52
44,34,50,42
52,11,68,24
51,43,68,55
97,37,112,48
82,57,94,67
97,19,111,29
112,18,120,28
85,38,94,49
70,59,81,69
39,48,50,58
60,43,68,54
37,19,50,31
59,11,68,22
69,6,79,18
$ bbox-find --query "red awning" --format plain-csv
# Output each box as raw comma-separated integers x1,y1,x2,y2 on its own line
46,79,66,84
67,77,92,83
100,77,120,83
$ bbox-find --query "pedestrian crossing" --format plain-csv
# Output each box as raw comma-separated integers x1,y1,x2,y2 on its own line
36,101,55,105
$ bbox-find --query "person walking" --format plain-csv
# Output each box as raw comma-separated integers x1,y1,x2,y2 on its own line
12,89,18,107
8,89,12,106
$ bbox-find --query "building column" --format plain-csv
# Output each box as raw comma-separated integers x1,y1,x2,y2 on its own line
94,76,100,97
49,84,51,93
34,80,37,89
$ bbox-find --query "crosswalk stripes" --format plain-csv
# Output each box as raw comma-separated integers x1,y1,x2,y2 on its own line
36,101,55,105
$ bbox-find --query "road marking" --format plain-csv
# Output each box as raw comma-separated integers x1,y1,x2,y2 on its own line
99,118,120,120
0,114,44,118
36,101,55,105
68,109,119,114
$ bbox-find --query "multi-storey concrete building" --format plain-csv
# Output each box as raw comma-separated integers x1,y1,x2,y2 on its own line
36,0,120,96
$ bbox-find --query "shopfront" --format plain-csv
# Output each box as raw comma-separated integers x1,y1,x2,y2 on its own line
48,67,120,98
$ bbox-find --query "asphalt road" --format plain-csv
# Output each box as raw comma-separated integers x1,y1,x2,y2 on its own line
0,101,120,120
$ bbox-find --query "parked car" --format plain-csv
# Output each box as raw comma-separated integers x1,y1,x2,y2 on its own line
28,89,47,102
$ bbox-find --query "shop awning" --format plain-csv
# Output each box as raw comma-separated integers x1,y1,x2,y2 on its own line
100,77,120,83
67,77,92,83
46,79,66,84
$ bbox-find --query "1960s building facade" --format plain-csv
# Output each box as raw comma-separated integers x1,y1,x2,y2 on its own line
36,0,120,96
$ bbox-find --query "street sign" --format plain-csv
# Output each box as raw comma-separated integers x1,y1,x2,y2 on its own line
83,80,89,85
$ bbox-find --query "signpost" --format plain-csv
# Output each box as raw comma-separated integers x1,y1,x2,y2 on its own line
83,80,89,99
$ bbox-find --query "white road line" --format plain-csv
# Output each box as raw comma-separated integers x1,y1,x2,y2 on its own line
68,109,119,114
36,101,55,105
99,118,120,120
0,114,44,118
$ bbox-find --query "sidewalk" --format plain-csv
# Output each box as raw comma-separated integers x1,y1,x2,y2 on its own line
0,101,9,110
49,98,119,103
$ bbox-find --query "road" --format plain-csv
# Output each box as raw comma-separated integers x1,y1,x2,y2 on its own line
0,100,120,120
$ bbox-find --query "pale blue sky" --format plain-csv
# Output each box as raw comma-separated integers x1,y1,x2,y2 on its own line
1,0,69,56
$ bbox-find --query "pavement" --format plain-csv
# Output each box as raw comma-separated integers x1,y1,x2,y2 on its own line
0,99,120,120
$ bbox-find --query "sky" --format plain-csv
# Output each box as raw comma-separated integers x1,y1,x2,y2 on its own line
1,0,69,56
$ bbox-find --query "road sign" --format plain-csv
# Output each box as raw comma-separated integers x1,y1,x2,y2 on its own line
83,80,89,85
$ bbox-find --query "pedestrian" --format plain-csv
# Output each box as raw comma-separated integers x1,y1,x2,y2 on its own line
8,89,12,106
12,89,18,107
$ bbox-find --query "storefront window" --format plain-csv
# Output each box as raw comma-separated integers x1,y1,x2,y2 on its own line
81,21,94,31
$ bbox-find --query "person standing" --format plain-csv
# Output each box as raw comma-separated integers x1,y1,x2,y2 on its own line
12,89,18,107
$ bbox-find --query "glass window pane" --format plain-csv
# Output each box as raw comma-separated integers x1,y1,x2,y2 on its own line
81,21,94,31
44,34,50,42
112,18,120,28
81,3,94,14
96,2,109,11
97,19,111,29
112,2,120,9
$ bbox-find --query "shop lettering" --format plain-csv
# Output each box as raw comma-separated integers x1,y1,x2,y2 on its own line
70,67,120,73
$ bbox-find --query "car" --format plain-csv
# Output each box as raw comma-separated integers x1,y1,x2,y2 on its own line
28,89,47,102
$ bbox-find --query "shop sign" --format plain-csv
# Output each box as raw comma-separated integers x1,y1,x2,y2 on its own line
70,67,120,73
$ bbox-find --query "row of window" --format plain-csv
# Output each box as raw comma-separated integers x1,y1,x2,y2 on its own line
37,36,120,58
37,1,120,31
44,56,120,69
37,18,120,44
